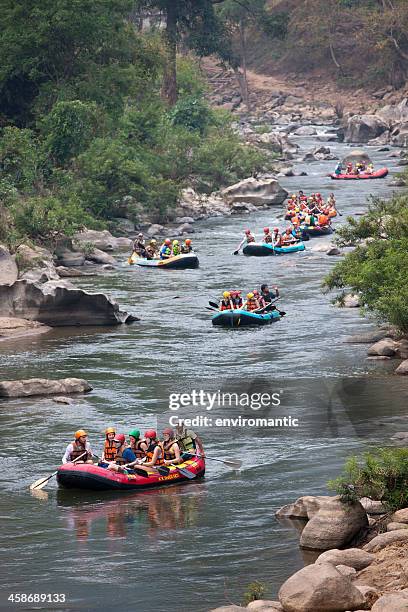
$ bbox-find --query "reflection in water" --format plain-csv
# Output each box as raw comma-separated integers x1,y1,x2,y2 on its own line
58,483,206,544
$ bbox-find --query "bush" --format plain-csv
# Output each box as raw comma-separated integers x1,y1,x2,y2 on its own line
243,581,266,606
42,100,100,166
0,127,41,191
329,448,408,512
169,96,212,135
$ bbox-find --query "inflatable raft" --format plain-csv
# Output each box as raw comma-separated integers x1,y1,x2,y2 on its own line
330,168,388,180
128,252,199,269
57,456,205,491
212,308,281,327
303,225,333,237
242,242,305,256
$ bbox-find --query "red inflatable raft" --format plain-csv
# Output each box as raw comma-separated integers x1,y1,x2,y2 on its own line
330,168,388,180
57,456,205,491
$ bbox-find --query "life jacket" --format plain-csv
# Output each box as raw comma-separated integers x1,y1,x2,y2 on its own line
145,441,165,466
282,233,293,244
233,297,243,309
220,299,232,311
264,234,273,243
292,215,300,227
70,440,89,462
104,439,117,462
130,439,146,459
163,439,179,461
318,214,329,226
160,245,171,259
114,445,127,465
246,235,255,243
173,245,181,256
246,299,258,312
176,432,196,453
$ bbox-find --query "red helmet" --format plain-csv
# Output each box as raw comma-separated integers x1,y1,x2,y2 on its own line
144,429,157,440
163,427,174,436
263,227,269,233
244,229,251,235
164,238,171,245
114,433,125,443
316,193,321,197
273,227,279,232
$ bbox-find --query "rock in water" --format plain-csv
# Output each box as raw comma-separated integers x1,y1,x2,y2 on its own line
299,496,368,550
396,359,408,375
0,378,92,398
0,244,18,286
0,280,137,326
345,115,388,143
221,178,288,206
341,149,373,166
278,562,365,612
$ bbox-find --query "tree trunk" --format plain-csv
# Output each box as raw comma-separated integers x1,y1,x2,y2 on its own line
161,2,178,106
238,18,250,110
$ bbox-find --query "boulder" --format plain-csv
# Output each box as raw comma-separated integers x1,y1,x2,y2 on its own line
146,224,165,237
343,294,360,308
367,338,397,357
276,496,331,520
299,497,368,550
391,123,408,147
335,564,356,577
377,98,408,126
363,530,408,552
55,266,86,278
359,498,386,515
55,249,86,267
367,132,391,146
85,248,116,265
371,590,408,611
391,432,408,440
395,359,408,375
316,548,375,570
345,115,388,143
345,330,389,344
327,247,341,256
111,217,135,235
0,378,92,398
73,229,132,252
0,244,18,286
0,317,51,341
175,216,195,224
221,178,288,206
0,280,137,326
391,508,408,523
293,126,317,136
52,396,74,405
176,223,194,235
387,522,408,531
278,562,366,612
210,607,245,612
341,150,373,166
247,601,283,611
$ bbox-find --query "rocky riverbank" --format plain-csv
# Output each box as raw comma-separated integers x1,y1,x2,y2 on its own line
210,495,408,612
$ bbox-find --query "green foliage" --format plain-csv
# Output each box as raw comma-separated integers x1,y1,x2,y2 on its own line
176,57,207,98
169,96,212,134
329,448,408,512
324,195,408,332
243,581,266,606
0,127,41,191
42,100,99,165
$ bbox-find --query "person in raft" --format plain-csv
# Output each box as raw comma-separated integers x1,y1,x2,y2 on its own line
107,433,136,472
262,227,273,244
181,238,193,253
334,162,342,176
243,292,260,312
62,430,93,464
219,291,234,310
133,233,147,258
234,229,255,253
162,428,182,465
159,238,172,259
272,227,283,246
231,290,243,309
253,289,265,309
172,239,181,256
128,429,148,461
101,427,117,462
175,422,205,456
260,283,279,306
145,239,158,259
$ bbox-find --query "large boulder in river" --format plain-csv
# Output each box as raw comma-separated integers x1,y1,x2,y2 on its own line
0,244,18,285
341,149,372,166
0,280,137,326
345,114,388,143
16,244,60,283
221,178,287,206
0,377,92,398
299,496,368,550
363,529,408,552
276,495,331,520
278,562,366,612
316,548,375,570
73,229,132,252
376,97,408,127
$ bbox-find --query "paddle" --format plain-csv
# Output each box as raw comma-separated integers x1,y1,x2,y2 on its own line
206,306,218,312
182,453,242,469
209,300,219,309
156,464,196,479
30,451,87,490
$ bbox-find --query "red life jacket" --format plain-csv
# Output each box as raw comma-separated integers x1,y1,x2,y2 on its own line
220,299,232,311
246,299,258,312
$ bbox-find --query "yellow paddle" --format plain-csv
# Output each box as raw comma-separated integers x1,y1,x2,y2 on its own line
29,452,87,490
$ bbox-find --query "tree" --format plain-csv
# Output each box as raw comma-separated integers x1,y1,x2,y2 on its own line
134,1,230,105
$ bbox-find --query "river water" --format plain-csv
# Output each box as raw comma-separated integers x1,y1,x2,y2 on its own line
1,132,407,612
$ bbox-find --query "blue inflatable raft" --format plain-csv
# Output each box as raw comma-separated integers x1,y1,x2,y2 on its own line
212,308,281,328
242,242,305,257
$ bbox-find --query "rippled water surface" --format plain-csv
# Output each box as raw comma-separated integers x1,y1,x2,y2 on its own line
1,133,407,611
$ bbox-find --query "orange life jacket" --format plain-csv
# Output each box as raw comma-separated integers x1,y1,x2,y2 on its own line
246,299,258,312
130,439,146,459
114,445,127,465
163,439,179,461
104,439,117,462
220,300,232,311
318,214,329,226
70,440,90,462
145,441,165,466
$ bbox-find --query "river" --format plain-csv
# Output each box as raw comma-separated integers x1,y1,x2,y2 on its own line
1,131,407,612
